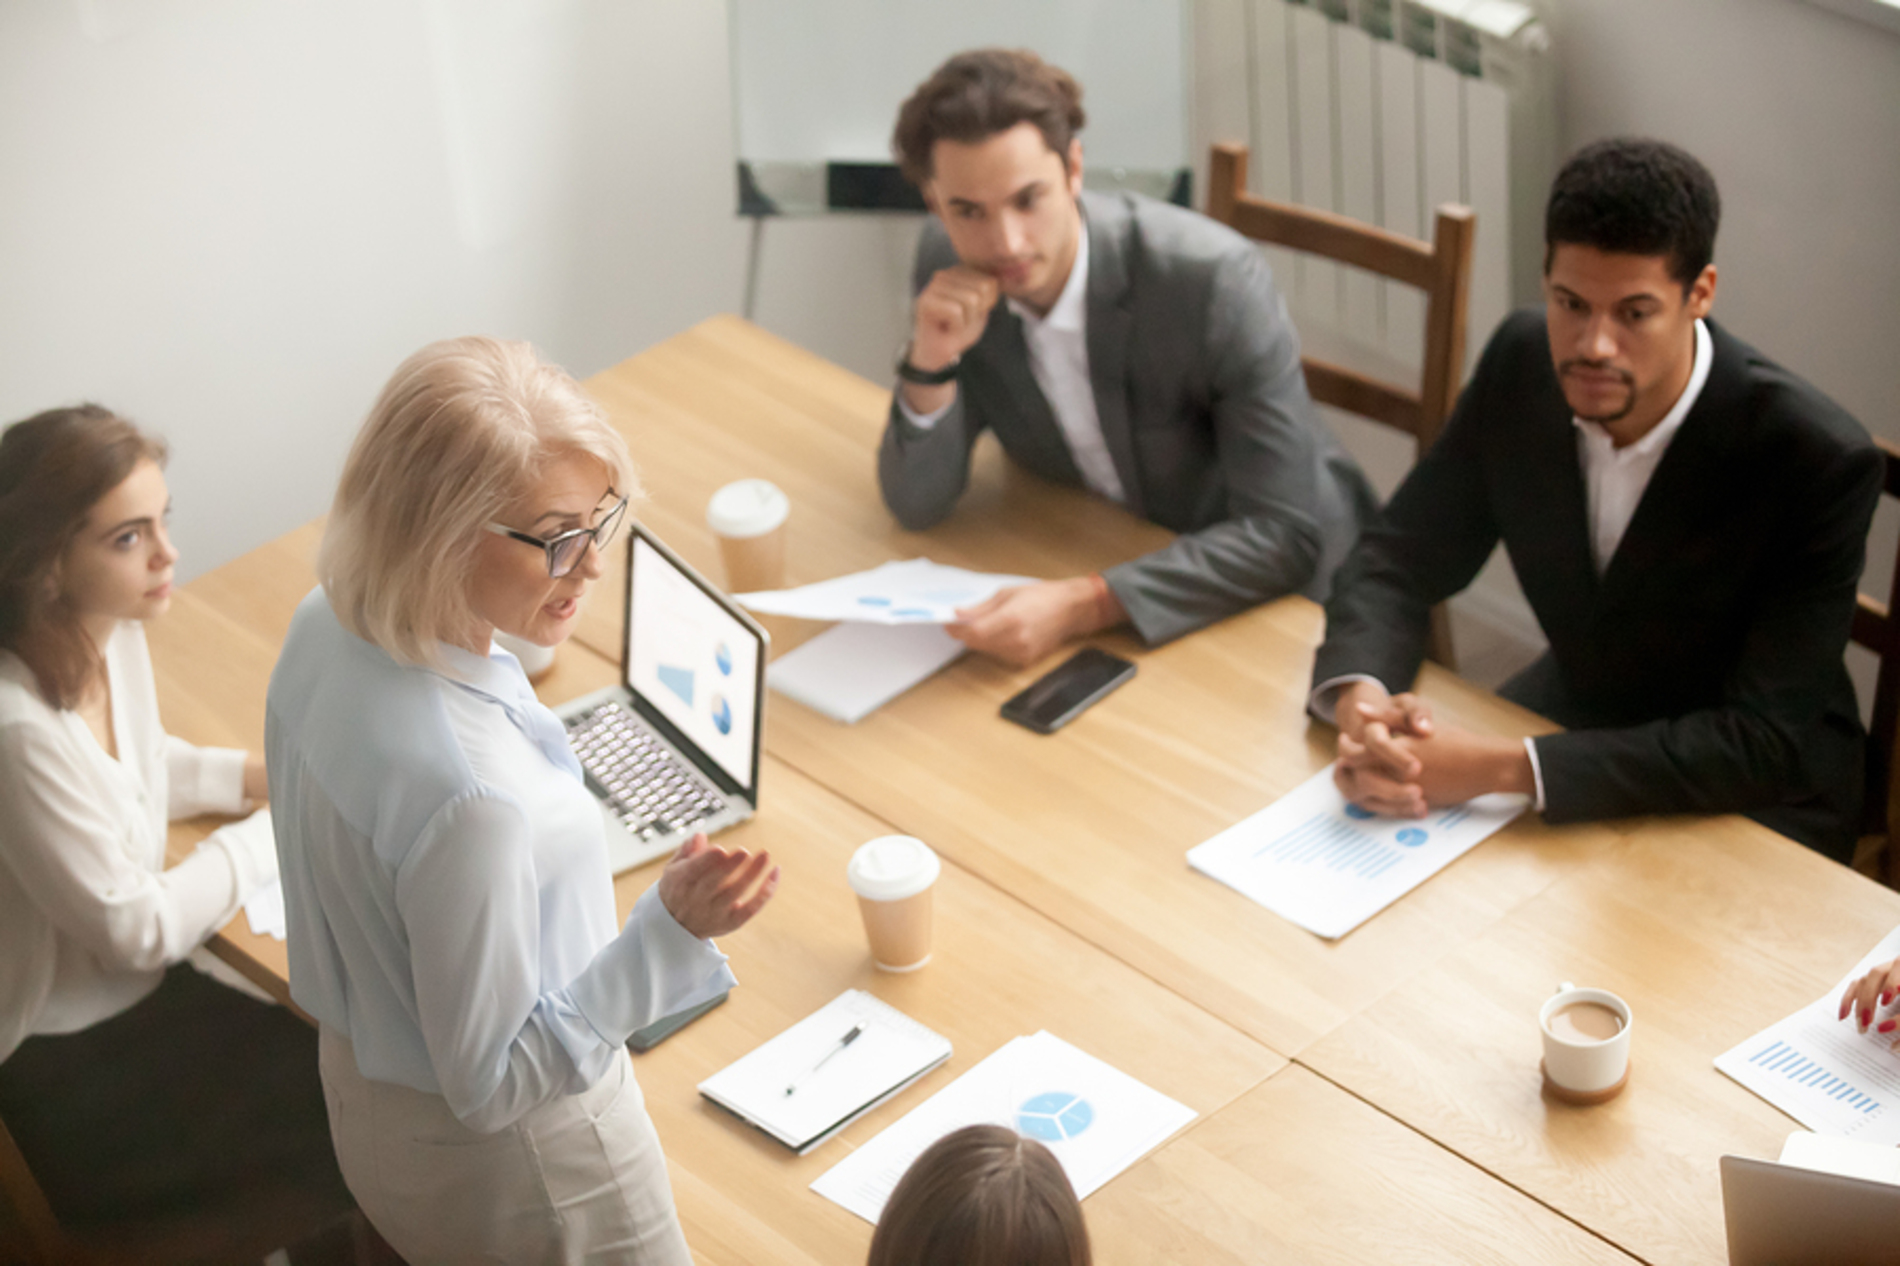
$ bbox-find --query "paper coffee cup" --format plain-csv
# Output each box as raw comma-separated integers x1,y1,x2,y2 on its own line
1539,982,1633,1105
493,631,556,682
847,835,941,972
706,479,789,595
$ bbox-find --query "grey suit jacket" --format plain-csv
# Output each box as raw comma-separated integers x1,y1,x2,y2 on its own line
877,190,1375,646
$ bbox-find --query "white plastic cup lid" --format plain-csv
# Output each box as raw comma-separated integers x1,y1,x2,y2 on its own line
847,835,941,902
706,479,789,539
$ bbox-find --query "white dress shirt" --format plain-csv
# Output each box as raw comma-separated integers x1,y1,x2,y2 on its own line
1312,319,1713,809
0,621,267,1061
901,223,1128,504
267,589,735,1134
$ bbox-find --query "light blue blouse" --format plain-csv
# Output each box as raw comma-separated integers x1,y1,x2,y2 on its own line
266,589,735,1133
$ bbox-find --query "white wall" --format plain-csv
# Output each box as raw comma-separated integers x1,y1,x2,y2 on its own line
0,0,749,581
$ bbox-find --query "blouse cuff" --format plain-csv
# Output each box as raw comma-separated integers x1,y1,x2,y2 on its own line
164,737,251,819
567,886,737,1048
201,808,280,906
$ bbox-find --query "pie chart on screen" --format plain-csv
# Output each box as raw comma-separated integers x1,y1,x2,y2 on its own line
710,694,732,735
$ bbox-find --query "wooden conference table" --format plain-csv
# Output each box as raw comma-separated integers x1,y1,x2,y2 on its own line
156,317,1900,1266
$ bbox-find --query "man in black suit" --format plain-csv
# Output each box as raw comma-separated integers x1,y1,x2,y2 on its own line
1311,138,1880,863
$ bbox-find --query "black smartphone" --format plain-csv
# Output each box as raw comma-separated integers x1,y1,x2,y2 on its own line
628,990,729,1052
1000,647,1137,734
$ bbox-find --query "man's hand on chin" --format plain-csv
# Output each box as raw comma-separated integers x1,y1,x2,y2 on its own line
946,576,1122,669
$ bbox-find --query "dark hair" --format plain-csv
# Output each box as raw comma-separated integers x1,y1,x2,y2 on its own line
0,405,168,708
866,1125,1091,1266
1544,137,1720,290
892,49,1086,187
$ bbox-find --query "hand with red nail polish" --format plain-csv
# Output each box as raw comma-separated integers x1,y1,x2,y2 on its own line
1838,956,1900,1035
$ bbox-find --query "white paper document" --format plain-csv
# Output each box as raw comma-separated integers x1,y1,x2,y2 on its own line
767,621,965,723
1186,764,1528,939
810,1031,1195,1224
244,877,286,941
698,991,951,1154
1715,925,1900,1143
737,559,1038,625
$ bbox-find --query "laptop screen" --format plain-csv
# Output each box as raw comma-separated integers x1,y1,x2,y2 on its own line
624,529,764,793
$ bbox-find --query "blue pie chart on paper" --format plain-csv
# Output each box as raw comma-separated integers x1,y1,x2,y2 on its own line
710,694,732,735
1343,803,1376,821
1396,827,1428,847
714,641,733,676
1016,1092,1094,1143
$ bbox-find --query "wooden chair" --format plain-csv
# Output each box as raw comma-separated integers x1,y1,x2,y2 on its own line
0,1117,68,1265
1206,141,1476,666
1850,437,1900,889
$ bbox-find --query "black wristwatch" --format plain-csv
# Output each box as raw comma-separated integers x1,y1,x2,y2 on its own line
896,345,960,386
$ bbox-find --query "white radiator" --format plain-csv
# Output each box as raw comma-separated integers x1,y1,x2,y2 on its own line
1190,0,1555,383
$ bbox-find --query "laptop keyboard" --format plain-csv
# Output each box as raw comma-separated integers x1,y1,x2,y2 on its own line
566,702,729,843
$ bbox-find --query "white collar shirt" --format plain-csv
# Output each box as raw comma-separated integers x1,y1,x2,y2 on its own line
266,589,735,1133
1574,318,1713,575
0,621,262,1061
1002,222,1128,504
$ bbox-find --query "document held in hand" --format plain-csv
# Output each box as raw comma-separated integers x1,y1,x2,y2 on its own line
696,990,952,1155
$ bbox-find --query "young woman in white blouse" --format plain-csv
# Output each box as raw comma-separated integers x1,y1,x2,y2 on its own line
0,405,352,1250
269,336,780,1264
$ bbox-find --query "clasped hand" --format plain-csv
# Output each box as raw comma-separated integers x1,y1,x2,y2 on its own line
1331,683,1533,816
657,834,779,940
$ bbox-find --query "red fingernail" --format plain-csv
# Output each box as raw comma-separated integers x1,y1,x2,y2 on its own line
1880,1019,1897,1033
1864,1010,1874,1027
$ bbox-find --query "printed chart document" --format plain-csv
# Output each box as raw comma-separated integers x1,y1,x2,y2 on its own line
767,621,965,723
1715,925,1900,1143
737,559,1037,625
697,991,950,1155
1187,765,1528,939
810,1031,1195,1224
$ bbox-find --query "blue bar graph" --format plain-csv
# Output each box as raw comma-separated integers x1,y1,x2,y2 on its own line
1746,1040,1881,1114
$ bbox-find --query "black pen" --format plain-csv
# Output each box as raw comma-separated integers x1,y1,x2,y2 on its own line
784,1024,863,1096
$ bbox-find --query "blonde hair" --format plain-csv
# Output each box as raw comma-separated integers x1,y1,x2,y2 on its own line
319,336,638,667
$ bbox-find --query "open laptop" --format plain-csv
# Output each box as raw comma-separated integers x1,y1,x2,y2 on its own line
556,522,768,874
1720,1151,1900,1265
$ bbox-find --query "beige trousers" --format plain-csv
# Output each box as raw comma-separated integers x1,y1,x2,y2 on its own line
319,1027,692,1266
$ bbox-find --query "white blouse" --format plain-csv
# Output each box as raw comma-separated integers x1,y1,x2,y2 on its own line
0,621,271,1062
266,590,736,1134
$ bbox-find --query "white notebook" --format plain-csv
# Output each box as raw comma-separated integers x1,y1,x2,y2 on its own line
697,990,952,1154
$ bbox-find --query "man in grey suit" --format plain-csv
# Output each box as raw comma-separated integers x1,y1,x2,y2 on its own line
880,49,1374,666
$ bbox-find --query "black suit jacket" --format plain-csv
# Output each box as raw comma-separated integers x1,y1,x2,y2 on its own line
1313,311,1881,862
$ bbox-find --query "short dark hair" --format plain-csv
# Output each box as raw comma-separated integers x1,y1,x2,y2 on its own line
0,405,168,709
1544,138,1720,290
892,49,1085,188
866,1125,1091,1266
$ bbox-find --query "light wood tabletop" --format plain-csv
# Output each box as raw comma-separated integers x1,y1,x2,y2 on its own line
574,316,1627,1057
1301,816,1900,1266
139,315,1900,1266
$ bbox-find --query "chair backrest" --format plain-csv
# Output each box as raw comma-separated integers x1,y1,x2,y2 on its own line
1205,142,1476,453
0,1116,69,1265
1206,141,1475,666
1850,438,1900,841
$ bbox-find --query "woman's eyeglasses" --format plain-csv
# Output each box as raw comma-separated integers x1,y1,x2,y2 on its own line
484,494,629,578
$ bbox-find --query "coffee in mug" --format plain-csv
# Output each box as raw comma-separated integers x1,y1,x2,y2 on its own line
847,836,940,972
1539,982,1634,1105
706,479,789,595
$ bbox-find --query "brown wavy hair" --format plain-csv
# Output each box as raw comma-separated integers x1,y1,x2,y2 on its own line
892,48,1086,187
0,405,168,709
866,1124,1091,1266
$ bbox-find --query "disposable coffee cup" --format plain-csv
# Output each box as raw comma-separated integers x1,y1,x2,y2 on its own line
1539,981,1633,1105
847,835,941,972
493,631,556,683
706,479,789,595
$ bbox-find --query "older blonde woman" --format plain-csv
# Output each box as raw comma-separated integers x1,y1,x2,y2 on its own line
267,337,778,1264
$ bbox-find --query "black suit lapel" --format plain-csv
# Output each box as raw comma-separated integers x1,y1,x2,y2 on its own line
1598,322,1737,602
1081,193,1145,517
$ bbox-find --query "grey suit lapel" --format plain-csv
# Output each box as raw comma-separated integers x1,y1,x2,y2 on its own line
1081,192,1145,518
982,305,1082,486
